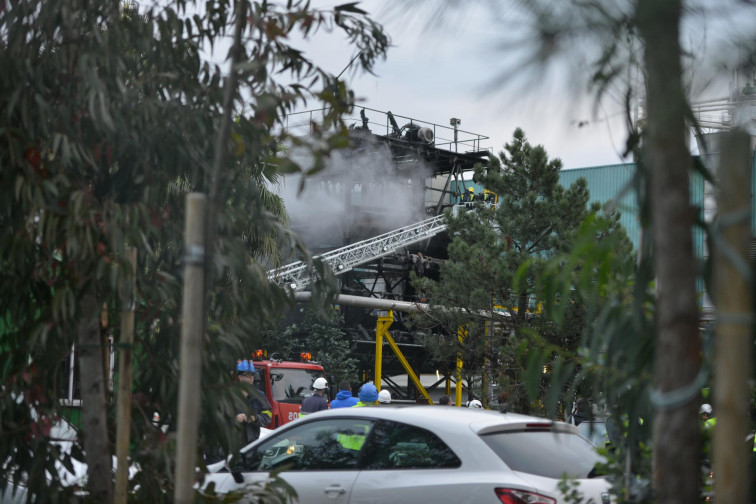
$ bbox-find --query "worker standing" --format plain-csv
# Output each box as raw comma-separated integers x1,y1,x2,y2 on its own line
300,377,329,416
235,360,272,445
352,382,379,407
461,186,475,203
378,389,392,405
330,380,359,409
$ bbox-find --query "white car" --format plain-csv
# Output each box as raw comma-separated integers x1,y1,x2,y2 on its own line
1,415,87,503
202,406,614,504
1,414,141,503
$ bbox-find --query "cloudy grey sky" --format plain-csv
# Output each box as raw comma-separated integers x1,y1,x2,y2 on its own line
294,1,624,169
291,0,752,169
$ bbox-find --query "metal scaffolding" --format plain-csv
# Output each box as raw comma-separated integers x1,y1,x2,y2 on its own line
269,214,447,292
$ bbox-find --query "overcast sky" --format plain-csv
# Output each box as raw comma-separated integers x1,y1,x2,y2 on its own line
288,0,752,170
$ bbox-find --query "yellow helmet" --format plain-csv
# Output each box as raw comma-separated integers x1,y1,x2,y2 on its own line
467,187,474,192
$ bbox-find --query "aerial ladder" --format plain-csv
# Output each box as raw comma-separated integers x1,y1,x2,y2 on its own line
269,213,507,406
268,214,447,292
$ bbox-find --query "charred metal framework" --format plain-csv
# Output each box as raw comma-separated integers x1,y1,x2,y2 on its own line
285,107,490,215
281,108,491,395
269,214,447,292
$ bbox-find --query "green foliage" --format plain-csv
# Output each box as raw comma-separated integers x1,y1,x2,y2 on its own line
527,205,655,502
265,307,359,384
0,0,388,500
413,128,633,414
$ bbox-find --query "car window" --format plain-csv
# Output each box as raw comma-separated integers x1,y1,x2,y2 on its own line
481,430,602,479
269,369,324,404
360,420,461,469
240,418,375,472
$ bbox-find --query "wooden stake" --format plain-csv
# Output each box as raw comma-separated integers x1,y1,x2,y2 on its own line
713,129,752,503
115,247,137,504
174,193,207,504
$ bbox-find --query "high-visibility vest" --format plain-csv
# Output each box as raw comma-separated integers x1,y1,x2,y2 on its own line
352,401,377,407
336,433,366,450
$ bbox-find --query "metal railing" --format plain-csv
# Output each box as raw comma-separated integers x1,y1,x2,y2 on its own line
282,106,490,154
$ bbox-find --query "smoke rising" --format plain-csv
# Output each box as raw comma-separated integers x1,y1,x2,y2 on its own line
276,139,434,253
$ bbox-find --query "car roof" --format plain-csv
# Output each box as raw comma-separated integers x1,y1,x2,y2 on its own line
293,405,577,436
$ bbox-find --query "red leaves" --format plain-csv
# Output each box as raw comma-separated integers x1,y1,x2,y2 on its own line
92,142,114,166
25,147,41,169
149,204,171,230
25,147,48,178
27,415,53,440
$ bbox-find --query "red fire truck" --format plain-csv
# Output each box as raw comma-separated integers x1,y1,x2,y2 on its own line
250,351,329,428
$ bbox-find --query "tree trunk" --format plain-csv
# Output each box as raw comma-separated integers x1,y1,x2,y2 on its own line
637,1,702,503
77,287,113,503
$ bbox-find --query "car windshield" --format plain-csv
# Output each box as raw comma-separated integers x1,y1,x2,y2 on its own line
481,430,603,479
270,369,323,404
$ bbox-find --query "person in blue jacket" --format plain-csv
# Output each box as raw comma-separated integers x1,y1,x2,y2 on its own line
330,380,359,409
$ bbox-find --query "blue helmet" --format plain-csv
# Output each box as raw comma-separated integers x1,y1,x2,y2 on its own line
236,360,255,373
358,382,379,403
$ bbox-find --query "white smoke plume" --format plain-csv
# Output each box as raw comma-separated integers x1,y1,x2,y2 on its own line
275,139,434,252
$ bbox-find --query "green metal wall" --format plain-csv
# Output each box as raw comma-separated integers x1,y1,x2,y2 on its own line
558,163,642,250
558,161,708,259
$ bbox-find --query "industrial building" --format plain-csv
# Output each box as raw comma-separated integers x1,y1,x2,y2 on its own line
273,82,756,403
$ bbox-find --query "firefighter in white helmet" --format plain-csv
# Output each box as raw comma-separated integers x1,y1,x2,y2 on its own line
300,377,329,416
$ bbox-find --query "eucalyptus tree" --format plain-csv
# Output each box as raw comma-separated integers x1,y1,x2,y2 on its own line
0,0,388,501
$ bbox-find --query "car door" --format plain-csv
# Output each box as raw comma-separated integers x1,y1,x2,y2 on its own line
204,417,374,504
350,420,477,503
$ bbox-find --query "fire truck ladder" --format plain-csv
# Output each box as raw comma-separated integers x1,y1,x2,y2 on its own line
269,215,447,292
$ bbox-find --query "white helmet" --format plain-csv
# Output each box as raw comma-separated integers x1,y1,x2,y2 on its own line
700,403,712,414
313,377,328,390
467,399,483,409
378,389,392,404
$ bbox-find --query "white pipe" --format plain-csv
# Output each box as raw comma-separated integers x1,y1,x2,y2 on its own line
295,292,429,313
293,292,512,320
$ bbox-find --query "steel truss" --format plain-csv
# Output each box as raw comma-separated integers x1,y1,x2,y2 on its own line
269,215,447,292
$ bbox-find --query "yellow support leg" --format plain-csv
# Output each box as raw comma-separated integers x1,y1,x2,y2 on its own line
456,326,467,407
376,311,433,404
374,315,387,389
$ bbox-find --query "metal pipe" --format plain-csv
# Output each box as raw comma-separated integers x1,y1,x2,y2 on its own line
293,292,513,321
294,291,429,313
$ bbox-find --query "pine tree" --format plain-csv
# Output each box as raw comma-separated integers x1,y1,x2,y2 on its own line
414,128,632,412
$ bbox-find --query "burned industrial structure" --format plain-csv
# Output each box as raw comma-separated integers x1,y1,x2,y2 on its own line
272,107,492,398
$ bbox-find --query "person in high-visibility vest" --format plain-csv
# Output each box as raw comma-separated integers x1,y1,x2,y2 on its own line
335,383,379,451
352,382,379,407
700,403,715,462
461,187,475,203
701,403,716,430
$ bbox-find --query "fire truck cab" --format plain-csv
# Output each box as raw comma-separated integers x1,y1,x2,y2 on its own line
251,353,328,428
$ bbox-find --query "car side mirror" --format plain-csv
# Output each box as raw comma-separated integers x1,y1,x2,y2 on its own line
232,471,244,484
